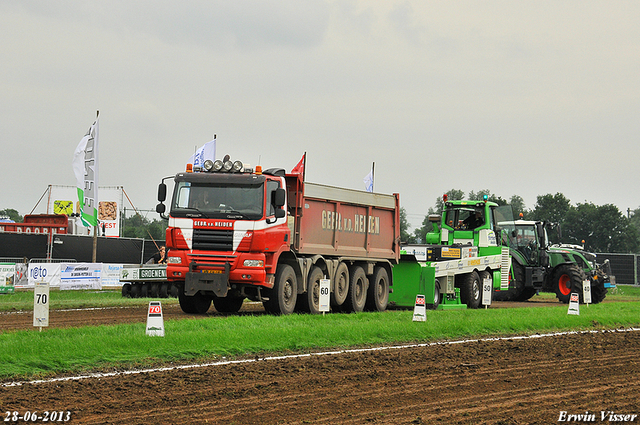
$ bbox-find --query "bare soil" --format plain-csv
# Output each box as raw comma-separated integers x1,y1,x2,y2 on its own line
2,301,639,424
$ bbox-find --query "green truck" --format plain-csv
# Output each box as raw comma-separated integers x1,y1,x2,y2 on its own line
389,196,511,309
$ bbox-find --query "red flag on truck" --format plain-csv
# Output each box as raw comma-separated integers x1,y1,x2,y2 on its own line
291,153,305,175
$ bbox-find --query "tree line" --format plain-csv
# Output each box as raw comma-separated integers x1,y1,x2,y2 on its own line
400,190,640,254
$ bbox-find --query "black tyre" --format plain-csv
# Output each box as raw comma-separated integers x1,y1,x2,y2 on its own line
178,290,212,314
140,283,149,298
121,283,131,298
129,283,141,298
170,284,179,298
331,262,349,308
365,267,389,312
303,266,324,314
212,296,245,313
149,283,159,298
343,266,367,313
159,283,169,298
460,271,481,309
493,260,525,302
428,279,441,310
263,264,297,315
589,277,608,304
553,264,585,304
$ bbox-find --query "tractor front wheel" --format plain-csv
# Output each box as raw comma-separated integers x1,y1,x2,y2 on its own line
553,264,584,304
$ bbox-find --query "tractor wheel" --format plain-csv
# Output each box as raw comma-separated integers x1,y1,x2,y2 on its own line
331,262,349,308
303,266,324,314
178,291,212,314
212,296,245,313
343,266,367,313
553,264,584,304
365,266,389,312
589,277,608,304
460,271,482,309
263,264,297,315
493,260,525,302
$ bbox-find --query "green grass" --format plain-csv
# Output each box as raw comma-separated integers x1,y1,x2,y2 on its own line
1,298,640,382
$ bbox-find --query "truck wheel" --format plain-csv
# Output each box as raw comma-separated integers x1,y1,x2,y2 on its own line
265,264,297,315
212,296,245,313
178,291,212,314
331,262,349,308
365,267,389,312
460,271,481,309
343,266,367,313
303,266,324,314
554,264,584,304
429,279,441,310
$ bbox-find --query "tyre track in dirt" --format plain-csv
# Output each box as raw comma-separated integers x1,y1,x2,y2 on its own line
3,330,639,424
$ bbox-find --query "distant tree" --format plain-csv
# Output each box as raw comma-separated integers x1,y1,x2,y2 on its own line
429,189,464,215
122,214,167,241
563,203,639,253
400,207,417,243
508,195,528,219
0,208,22,222
530,193,571,225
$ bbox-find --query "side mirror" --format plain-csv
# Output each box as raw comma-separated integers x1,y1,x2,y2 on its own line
275,209,285,219
273,188,286,207
157,183,167,202
156,203,166,214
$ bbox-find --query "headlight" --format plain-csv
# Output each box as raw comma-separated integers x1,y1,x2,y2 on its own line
222,160,233,172
243,260,264,267
211,160,223,172
232,160,244,172
167,256,182,264
203,159,214,171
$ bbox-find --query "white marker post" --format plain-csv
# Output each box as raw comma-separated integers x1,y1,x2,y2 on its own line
567,292,580,315
582,279,592,306
482,276,492,309
33,282,50,331
319,278,330,315
146,301,165,337
412,294,426,322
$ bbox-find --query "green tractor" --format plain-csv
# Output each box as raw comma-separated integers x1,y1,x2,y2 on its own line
494,219,611,304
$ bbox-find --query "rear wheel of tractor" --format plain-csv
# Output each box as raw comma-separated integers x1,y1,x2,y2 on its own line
178,290,212,314
428,279,442,310
212,296,245,313
460,271,482,309
331,262,349,308
365,267,389,312
553,264,585,304
343,266,367,313
304,266,324,314
264,264,297,315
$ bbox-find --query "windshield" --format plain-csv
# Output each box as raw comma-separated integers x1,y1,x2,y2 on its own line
171,181,264,220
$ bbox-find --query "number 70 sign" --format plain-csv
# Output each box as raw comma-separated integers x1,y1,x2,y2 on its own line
33,283,50,329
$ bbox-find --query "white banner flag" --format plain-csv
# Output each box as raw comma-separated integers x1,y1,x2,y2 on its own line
188,137,216,168
72,115,99,227
363,170,373,192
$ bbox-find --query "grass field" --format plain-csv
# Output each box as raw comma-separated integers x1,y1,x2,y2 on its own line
1,285,639,381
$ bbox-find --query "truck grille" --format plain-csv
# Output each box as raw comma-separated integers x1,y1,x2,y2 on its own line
193,229,233,251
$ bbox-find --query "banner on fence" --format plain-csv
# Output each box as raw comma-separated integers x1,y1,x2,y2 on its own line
0,263,15,294
60,263,102,290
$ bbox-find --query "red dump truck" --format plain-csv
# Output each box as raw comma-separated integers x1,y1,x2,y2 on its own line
156,159,400,315
0,214,69,235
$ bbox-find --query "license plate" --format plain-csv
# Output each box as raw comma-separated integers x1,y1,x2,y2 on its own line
202,269,223,274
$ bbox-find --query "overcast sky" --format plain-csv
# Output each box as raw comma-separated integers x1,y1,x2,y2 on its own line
2,1,639,229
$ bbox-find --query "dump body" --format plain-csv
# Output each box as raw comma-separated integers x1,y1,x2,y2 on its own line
0,214,69,235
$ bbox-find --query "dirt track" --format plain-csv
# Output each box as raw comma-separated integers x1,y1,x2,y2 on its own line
2,303,640,424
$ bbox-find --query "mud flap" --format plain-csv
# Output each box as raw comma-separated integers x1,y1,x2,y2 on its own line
184,265,229,297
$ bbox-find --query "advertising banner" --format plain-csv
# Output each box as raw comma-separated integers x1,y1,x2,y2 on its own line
60,263,102,290
101,263,123,287
27,263,61,288
47,185,123,237
0,263,16,294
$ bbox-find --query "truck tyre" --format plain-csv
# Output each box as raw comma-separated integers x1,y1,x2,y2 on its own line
331,262,349,308
179,291,212,314
429,279,441,310
460,271,482,309
303,266,324,314
264,264,297,315
553,264,584,304
150,283,160,298
343,266,367,313
365,267,389,312
212,296,245,313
